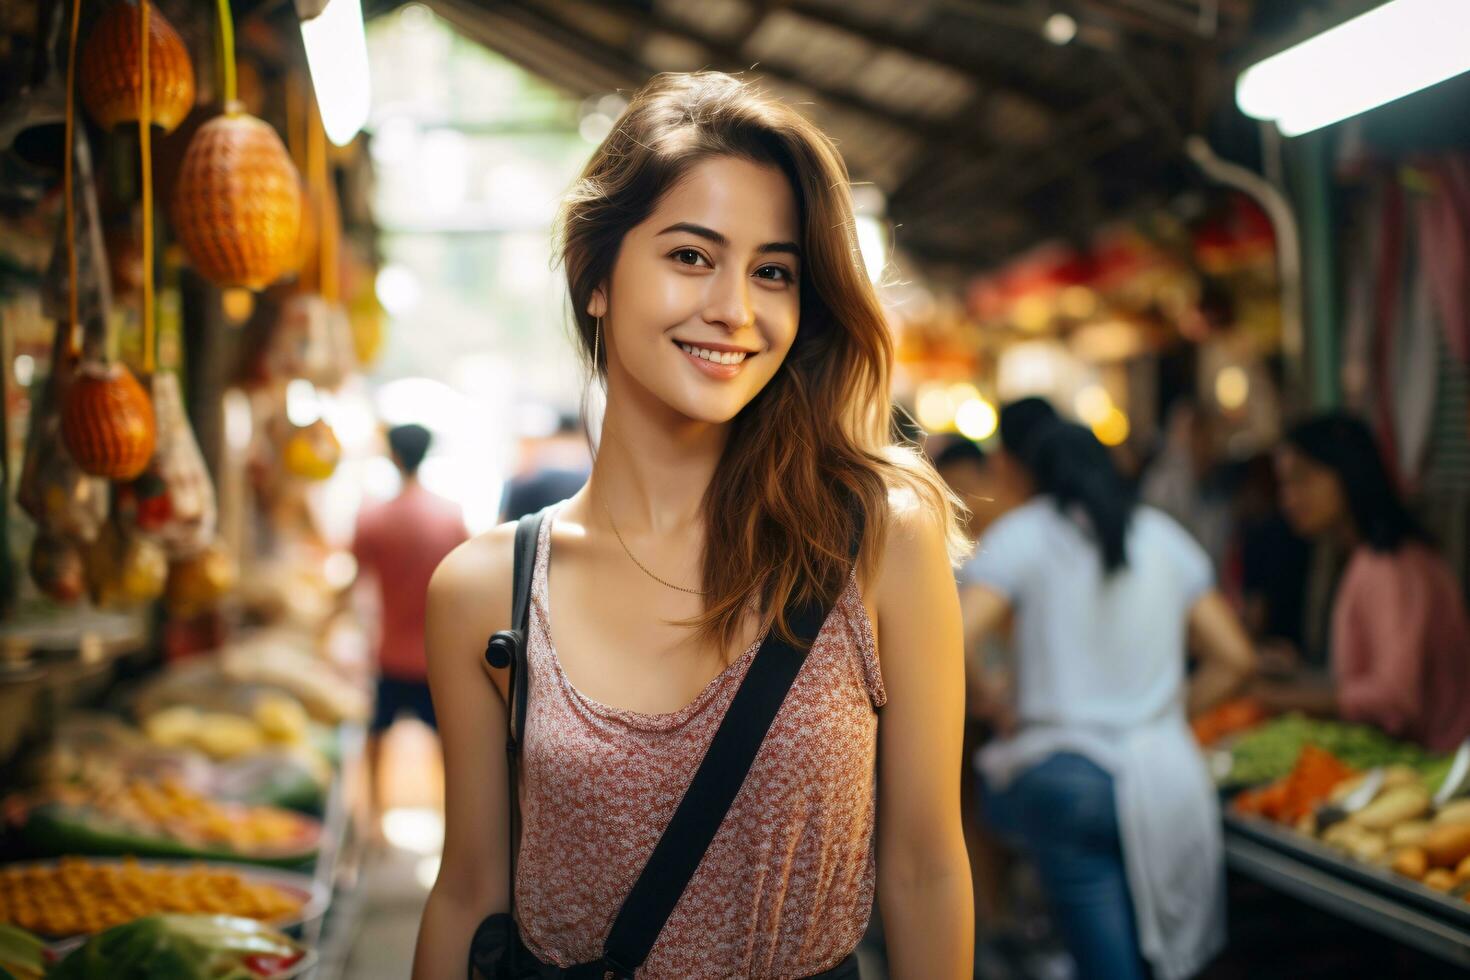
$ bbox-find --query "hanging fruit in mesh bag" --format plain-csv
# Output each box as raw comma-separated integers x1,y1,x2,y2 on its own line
283,419,341,481
18,354,109,543
61,360,156,480
167,541,237,616
85,521,168,607
171,109,302,289
121,372,216,557
79,0,196,134
29,534,87,604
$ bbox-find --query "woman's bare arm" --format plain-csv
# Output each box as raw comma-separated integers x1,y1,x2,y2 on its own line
412,525,516,980
873,497,974,979
1185,589,1257,717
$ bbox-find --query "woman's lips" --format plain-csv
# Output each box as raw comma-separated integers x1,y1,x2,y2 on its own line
674,340,751,380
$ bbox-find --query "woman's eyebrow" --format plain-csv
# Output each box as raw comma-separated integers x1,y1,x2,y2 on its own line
657,222,801,259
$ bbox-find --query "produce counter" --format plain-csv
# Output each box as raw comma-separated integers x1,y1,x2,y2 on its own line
297,723,367,980
1224,812,1470,969
1200,707,1470,970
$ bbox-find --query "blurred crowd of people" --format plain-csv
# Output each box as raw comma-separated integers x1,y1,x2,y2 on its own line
933,398,1470,979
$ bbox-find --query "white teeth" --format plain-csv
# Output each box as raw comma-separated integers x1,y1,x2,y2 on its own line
678,342,747,365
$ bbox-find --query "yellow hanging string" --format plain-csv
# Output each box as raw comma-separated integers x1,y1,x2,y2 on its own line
308,95,336,304
139,0,155,375
216,0,237,105
284,72,304,171
63,0,82,358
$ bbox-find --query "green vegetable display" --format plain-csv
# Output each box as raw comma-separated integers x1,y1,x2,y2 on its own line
48,915,306,980
1226,714,1447,787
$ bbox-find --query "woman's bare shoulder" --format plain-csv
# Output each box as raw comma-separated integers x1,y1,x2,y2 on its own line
428,522,518,641
870,486,954,608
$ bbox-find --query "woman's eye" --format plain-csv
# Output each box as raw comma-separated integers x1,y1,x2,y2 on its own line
671,248,708,267
755,265,793,284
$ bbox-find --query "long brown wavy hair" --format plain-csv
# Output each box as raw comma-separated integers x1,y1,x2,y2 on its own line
557,71,968,650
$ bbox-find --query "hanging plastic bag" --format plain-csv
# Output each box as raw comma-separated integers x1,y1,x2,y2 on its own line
17,350,109,543
120,372,216,557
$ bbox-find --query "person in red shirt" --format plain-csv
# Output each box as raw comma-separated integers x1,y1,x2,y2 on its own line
353,424,469,821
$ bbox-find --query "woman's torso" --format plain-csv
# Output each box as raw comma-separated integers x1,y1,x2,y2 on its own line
1332,542,1470,750
514,507,887,978
981,500,1213,730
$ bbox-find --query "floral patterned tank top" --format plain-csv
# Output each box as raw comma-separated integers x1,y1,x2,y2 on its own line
513,507,886,978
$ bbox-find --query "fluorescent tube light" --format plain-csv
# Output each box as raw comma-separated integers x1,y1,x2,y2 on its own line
299,0,371,146
1236,0,1470,136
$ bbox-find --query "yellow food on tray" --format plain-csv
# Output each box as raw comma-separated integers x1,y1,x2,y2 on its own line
0,858,304,938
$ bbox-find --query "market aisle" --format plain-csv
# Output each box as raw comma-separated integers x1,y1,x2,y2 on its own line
344,721,444,979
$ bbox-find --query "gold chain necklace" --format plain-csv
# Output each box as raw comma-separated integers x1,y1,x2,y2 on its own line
602,500,706,595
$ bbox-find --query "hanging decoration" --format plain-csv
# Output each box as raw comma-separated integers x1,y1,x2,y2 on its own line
283,419,341,481
124,373,218,557
28,535,88,604
62,0,157,481
79,0,195,134
84,521,169,607
166,541,238,616
170,0,301,289
17,340,109,544
60,362,157,479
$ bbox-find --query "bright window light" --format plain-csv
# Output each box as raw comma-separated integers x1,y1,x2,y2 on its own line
301,0,372,146
1237,0,1470,136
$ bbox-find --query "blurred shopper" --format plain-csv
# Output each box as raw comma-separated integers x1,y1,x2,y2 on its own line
352,424,468,830
499,411,590,522
961,420,1255,980
417,72,972,979
1143,400,1234,569
1228,453,1311,658
1259,413,1470,750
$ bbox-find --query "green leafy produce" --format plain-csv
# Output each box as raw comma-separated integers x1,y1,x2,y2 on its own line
1225,714,1447,787
48,915,306,980
0,923,44,980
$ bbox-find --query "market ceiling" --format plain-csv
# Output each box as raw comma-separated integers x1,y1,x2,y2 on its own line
236,0,1409,275
418,0,1270,274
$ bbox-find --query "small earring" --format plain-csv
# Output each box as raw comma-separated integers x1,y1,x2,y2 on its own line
593,316,602,371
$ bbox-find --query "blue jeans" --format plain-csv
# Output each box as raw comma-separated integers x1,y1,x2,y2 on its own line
980,753,1150,980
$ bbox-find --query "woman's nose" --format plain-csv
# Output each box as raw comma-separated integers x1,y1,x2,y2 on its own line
702,269,754,332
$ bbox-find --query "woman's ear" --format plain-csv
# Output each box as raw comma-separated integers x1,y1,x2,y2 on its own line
587,288,608,319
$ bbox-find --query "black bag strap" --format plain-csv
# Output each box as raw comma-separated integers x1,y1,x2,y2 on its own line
597,507,866,978
483,507,549,919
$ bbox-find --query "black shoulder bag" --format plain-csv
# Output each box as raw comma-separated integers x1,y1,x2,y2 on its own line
468,507,862,980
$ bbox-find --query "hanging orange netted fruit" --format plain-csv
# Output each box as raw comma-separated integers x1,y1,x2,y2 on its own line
79,1,196,134
61,361,157,480
171,108,302,289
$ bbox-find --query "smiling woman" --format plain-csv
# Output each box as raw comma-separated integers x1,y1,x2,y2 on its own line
414,72,974,980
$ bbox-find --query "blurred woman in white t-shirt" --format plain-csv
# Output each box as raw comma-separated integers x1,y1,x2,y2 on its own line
960,419,1255,980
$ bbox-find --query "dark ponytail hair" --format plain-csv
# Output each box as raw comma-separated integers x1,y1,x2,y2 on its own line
1283,413,1424,552
1028,421,1136,573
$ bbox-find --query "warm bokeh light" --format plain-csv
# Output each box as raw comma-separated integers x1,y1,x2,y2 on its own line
1074,384,1113,426
955,397,998,441
1215,365,1250,411
1092,406,1130,446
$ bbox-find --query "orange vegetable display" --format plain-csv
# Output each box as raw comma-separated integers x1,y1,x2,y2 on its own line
1191,697,1268,746
1231,745,1355,825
